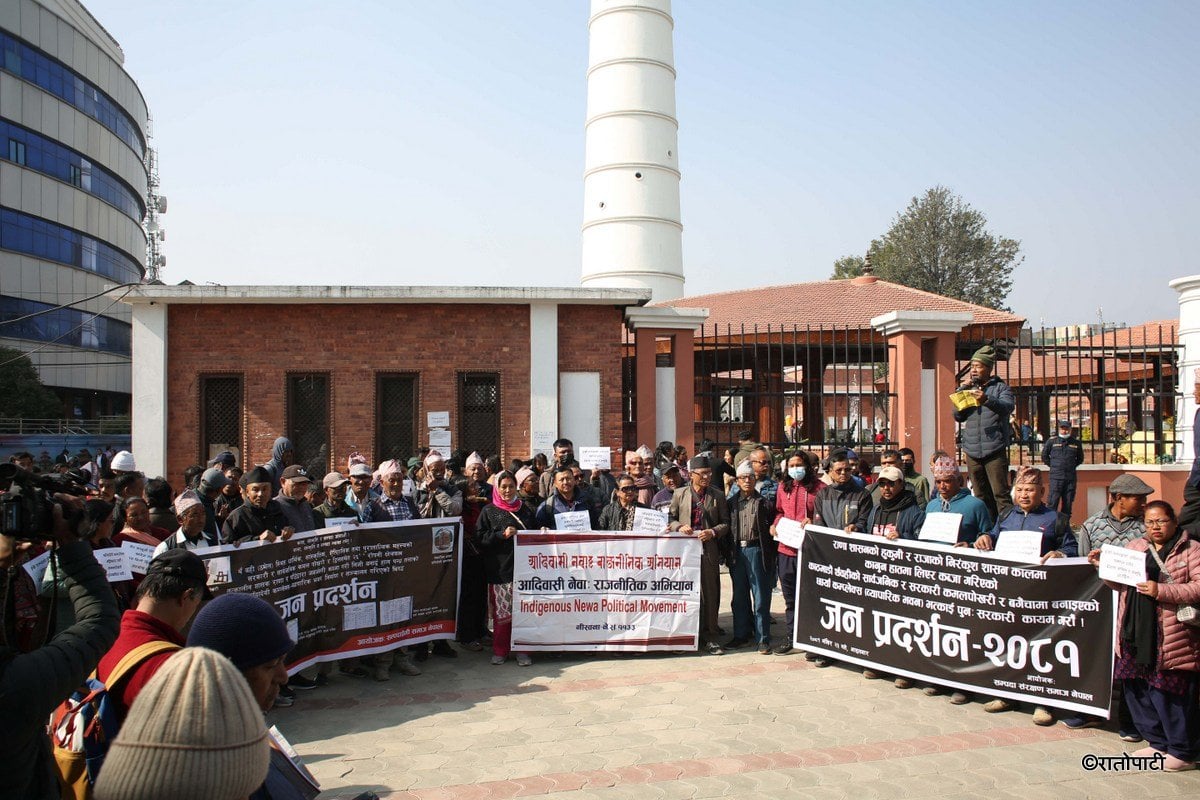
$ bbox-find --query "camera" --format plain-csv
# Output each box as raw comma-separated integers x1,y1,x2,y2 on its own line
0,464,87,542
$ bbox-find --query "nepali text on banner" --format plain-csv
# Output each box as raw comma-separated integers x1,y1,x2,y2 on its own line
512,531,702,651
195,519,462,674
795,525,1116,716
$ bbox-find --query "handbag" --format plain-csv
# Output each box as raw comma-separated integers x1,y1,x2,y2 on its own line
1146,542,1200,627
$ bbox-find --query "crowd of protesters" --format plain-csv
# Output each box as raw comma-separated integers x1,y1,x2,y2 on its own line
3,352,1200,798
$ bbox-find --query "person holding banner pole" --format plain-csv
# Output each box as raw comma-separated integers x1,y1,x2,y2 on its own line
1091,500,1200,772
771,450,820,657
476,471,537,666
727,461,777,654
668,456,730,656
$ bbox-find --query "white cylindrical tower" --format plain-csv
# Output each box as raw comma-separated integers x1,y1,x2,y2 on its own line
581,0,684,301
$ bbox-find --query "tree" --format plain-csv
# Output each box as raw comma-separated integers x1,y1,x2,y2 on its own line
830,186,1022,310
0,346,63,418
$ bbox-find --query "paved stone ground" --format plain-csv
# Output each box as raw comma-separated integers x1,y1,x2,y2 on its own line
274,575,1200,799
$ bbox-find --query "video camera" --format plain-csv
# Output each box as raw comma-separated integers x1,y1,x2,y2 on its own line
0,464,89,542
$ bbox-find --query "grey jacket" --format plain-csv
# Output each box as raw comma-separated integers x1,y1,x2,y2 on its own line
953,376,1015,459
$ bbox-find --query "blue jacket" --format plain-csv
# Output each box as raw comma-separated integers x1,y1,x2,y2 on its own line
989,504,1077,557
953,376,1014,460
535,492,597,529
924,488,993,544
1042,436,1084,478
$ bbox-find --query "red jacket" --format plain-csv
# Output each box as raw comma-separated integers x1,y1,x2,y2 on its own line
773,479,821,557
1115,536,1200,673
96,610,185,720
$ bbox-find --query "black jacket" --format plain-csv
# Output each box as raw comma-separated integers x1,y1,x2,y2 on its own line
221,500,291,545
475,502,537,583
598,500,649,532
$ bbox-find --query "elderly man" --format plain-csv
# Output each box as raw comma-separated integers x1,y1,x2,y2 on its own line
725,460,777,654
625,449,659,507
414,451,463,521
728,446,777,506
953,345,1016,520
153,490,219,556
377,460,420,521
923,456,993,547
220,466,295,546
368,459,427,676
651,465,683,511
974,466,1076,723
668,455,731,655
1042,420,1085,518
274,465,317,533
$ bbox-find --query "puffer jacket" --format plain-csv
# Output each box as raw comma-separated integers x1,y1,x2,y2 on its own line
1115,536,1200,673
953,376,1015,460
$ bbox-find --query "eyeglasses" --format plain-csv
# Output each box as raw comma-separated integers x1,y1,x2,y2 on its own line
627,459,644,465
1145,519,1172,528
618,486,637,492
877,479,898,487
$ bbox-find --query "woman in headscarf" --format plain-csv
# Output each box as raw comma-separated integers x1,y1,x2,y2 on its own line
475,471,537,666
1091,500,1200,771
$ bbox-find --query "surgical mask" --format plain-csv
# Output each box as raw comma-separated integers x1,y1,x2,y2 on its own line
1058,432,1069,439
788,467,806,481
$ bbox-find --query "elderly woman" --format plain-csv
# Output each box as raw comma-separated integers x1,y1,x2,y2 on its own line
1090,501,1200,771
515,466,542,515
598,474,649,531
475,471,536,666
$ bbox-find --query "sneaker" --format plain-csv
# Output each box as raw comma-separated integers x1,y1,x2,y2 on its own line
862,669,881,680
431,641,457,658
491,655,506,665
949,692,970,705
1118,730,1143,743
392,659,422,677
723,637,750,650
706,641,726,656
273,688,295,708
894,677,912,689
288,674,319,690
773,643,794,655
982,699,1013,713
1032,706,1054,726
516,653,532,666
923,686,944,696
758,643,772,655
1061,715,1103,730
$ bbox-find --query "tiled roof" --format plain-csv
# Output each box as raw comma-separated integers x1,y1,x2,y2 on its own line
1075,320,1177,349
657,277,1025,330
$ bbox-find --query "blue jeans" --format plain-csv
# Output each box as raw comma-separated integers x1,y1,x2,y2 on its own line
729,544,772,644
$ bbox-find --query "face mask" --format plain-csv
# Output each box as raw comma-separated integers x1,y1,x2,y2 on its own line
788,467,806,481
1058,432,1069,439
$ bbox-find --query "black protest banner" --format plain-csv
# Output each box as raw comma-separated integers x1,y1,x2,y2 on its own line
795,525,1115,715
197,519,461,673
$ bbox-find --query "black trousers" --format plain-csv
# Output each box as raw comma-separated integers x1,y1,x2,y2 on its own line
1047,477,1077,518
457,550,489,643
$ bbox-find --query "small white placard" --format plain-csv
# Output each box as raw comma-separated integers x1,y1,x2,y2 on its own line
774,517,806,550
1098,543,1147,587
632,507,669,534
402,478,414,497
322,517,357,528
426,411,450,428
993,530,1043,563
578,447,612,471
531,431,556,455
22,551,51,592
428,428,452,449
554,511,591,532
96,548,134,582
120,541,157,575
918,512,962,545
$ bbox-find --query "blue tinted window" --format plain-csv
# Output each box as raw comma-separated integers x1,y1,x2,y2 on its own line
0,294,131,355
0,32,144,158
0,207,143,282
0,120,145,221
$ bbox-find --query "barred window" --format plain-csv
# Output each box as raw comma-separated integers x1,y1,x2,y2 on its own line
200,375,242,465
459,372,500,458
376,373,418,463
287,373,330,475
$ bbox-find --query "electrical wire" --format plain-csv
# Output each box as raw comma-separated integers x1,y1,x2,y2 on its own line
0,282,141,326
0,286,135,368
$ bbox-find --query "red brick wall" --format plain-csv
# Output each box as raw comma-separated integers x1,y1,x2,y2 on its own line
557,306,627,468
165,302,541,481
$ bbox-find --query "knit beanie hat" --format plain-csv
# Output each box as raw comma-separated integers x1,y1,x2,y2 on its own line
970,345,997,367
94,647,268,800
187,592,295,670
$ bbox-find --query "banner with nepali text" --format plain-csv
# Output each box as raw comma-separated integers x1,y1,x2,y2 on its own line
795,525,1116,716
512,531,701,651
196,519,461,674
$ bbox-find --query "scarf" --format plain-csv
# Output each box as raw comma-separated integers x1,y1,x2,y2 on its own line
634,474,656,506
492,491,523,514
1122,531,1182,668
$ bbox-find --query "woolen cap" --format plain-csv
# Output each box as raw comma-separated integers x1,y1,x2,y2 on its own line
970,345,997,366
93,647,269,800
187,592,294,670
1109,474,1154,496
110,451,137,472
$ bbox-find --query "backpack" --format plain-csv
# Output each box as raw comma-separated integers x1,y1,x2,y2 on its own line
50,639,181,800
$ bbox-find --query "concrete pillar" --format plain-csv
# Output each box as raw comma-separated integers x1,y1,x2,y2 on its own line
129,302,168,477
1170,275,1200,466
529,303,559,455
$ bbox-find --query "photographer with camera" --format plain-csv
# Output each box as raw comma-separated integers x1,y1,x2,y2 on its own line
0,467,120,799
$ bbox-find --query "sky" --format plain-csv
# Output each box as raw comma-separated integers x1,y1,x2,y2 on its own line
86,0,1200,328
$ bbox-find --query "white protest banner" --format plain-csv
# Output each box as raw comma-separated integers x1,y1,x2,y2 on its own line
512,531,701,651
578,447,612,471
555,511,591,532
428,428,452,450
993,530,1043,563
22,550,51,592
1098,544,1147,587
632,507,669,535
120,541,157,575
426,411,450,428
918,513,962,545
774,517,806,550
97,548,133,582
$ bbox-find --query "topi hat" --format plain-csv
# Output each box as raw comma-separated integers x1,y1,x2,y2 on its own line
240,466,273,487
735,460,754,477
1012,466,1043,488
93,648,269,800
